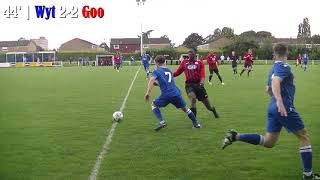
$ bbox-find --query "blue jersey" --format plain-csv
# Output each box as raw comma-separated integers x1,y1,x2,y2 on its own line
303,54,308,63
152,67,181,98
267,61,295,110
142,54,151,64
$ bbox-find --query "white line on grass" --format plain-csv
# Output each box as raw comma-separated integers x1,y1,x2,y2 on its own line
89,67,141,180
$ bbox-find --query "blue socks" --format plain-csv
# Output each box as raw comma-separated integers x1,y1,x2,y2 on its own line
300,145,313,175
239,134,264,145
152,105,163,123
186,109,198,124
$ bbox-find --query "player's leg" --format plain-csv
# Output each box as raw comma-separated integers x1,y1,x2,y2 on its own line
222,130,280,149
223,107,282,149
116,64,120,72
186,84,198,117
283,111,320,179
201,98,219,118
152,97,169,131
143,63,150,78
247,65,252,77
304,63,307,71
294,129,320,179
240,65,246,76
196,85,219,118
173,96,200,128
214,69,224,85
208,69,213,85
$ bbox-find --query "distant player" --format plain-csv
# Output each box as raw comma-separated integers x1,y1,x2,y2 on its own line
144,55,201,131
174,48,219,118
142,52,152,79
222,43,320,180
303,53,309,71
113,53,121,72
230,51,238,74
240,49,254,77
296,54,302,68
206,52,224,85
220,54,225,64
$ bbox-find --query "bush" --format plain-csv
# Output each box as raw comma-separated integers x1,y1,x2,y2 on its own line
0,53,5,62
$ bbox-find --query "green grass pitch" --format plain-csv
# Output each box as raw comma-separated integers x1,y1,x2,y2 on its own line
0,64,319,180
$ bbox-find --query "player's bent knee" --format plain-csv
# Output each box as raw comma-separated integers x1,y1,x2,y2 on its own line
295,129,310,143
151,103,158,110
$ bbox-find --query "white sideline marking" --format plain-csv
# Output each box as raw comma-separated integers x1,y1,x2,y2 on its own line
89,67,141,180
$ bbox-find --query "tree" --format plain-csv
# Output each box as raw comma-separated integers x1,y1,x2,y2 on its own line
182,33,205,49
18,37,26,41
143,30,154,38
221,27,234,39
297,17,311,42
99,42,109,51
311,34,320,44
212,28,222,40
160,35,174,48
160,35,169,39
138,29,154,43
223,37,259,57
256,38,273,60
256,31,272,39
240,30,256,38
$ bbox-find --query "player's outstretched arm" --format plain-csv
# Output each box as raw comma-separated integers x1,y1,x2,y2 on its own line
145,76,156,101
173,61,184,77
272,76,287,117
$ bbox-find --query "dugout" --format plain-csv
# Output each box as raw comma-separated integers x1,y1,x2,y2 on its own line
6,51,56,67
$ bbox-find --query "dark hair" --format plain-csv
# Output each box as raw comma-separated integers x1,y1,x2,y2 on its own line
274,43,287,57
155,55,166,64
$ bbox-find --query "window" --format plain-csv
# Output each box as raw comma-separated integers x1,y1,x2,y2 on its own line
2,47,8,51
143,44,149,49
114,45,119,49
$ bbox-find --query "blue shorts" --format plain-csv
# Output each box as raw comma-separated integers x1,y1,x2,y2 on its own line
143,63,149,71
267,105,305,133
153,95,186,109
303,61,308,65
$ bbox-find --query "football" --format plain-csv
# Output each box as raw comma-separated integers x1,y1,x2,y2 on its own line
112,111,123,122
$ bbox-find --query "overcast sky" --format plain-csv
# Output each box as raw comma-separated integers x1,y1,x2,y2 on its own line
1,0,320,49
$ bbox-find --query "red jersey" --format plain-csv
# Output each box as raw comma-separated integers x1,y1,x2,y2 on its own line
243,52,254,65
296,55,302,63
207,54,218,69
114,55,121,64
199,56,204,62
173,59,205,83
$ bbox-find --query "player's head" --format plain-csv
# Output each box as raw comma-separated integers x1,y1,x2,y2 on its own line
155,55,166,66
188,47,197,61
232,51,235,55
248,49,252,53
273,43,288,60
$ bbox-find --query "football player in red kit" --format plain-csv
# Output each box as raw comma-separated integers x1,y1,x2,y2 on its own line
174,48,219,119
207,52,224,85
240,49,254,77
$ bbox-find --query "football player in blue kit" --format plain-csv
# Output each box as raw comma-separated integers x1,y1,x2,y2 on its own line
144,55,201,131
303,53,309,72
142,52,152,79
222,44,319,180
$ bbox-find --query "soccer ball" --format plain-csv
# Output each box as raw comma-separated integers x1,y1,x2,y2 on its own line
112,111,123,122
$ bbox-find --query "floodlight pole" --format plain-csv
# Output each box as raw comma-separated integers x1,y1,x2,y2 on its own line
137,0,146,57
